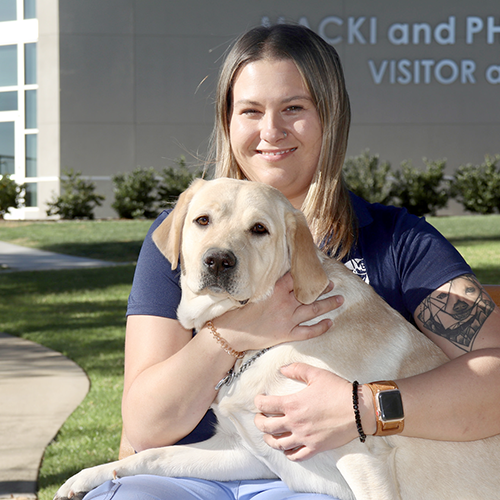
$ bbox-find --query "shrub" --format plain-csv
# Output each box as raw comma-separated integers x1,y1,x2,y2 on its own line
112,167,159,219
157,156,203,208
343,151,394,205
0,175,24,219
391,159,450,216
451,155,500,214
46,169,105,219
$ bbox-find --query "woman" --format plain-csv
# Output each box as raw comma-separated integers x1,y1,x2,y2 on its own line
88,24,500,500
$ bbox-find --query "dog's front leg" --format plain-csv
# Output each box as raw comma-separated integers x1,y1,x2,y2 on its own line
55,434,276,500
334,440,402,500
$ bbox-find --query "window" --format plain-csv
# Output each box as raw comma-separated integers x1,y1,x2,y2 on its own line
0,0,16,22
25,89,36,128
24,0,35,19
0,0,35,22
0,45,17,86
0,91,17,110
25,43,36,84
24,182,37,207
0,121,15,175
25,133,36,177
0,4,39,217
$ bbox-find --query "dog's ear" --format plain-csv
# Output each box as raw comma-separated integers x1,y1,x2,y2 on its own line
286,210,329,305
152,178,206,269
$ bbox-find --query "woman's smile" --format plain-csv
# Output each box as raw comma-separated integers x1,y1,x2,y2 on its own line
257,147,298,157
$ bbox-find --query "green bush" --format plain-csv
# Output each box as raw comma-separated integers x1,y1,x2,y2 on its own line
112,167,159,219
157,156,203,208
391,159,450,216
46,169,105,219
0,175,24,218
451,155,500,214
343,151,394,204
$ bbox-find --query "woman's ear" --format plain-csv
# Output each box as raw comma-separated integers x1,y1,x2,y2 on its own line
152,178,206,269
286,210,329,304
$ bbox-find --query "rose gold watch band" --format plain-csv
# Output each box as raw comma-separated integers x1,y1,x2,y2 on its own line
367,380,405,436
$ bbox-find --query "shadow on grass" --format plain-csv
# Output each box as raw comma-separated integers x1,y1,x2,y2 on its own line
472,265,500,285
0,264,136,295
446,235,500,245
37,241,145,263
0,265,136,376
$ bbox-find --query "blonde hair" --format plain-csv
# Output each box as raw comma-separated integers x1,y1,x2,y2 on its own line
208,24,356,259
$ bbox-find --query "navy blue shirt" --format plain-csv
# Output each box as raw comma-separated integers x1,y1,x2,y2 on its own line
342,193,472,322
127,193,472,443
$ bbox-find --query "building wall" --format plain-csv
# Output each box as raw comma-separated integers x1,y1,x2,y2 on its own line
36,0,60,219
34,1,500,217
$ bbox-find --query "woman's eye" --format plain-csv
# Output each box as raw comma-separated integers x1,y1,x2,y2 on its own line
286,105,303,112
195,216,210,226
251,223,269,235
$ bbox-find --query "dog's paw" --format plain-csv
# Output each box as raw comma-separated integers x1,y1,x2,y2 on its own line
54,463,118,500
54,490,88,500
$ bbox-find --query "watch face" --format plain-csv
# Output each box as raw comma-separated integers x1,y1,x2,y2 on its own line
378,390,404,421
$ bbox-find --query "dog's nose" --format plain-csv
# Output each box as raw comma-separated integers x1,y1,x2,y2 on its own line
203,249,237,275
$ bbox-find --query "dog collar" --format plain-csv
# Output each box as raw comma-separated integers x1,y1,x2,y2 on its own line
215,347,272,390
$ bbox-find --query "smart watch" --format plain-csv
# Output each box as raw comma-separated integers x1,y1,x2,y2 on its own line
367,380,405,436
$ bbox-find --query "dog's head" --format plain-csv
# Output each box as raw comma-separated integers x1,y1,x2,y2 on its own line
153,178,329,329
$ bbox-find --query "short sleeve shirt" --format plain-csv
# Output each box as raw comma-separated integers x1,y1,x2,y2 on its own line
342,193,472,322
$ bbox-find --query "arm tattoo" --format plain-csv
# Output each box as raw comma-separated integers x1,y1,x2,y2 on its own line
417,274,495,352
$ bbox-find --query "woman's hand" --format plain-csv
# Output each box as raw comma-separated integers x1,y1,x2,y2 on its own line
254,363,373,461
213,273,343,352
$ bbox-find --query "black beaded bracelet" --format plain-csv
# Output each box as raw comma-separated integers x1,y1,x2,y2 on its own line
352,381,367,443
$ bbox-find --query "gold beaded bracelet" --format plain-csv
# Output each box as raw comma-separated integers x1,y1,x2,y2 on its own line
206,320,245,359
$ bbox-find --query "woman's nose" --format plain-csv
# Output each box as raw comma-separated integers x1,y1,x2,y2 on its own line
260,112,285,143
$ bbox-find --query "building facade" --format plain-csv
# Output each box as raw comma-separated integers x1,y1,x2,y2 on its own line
1,0,499,219
0,0,38,217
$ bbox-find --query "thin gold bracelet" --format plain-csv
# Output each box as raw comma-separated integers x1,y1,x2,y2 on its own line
206,321,245,359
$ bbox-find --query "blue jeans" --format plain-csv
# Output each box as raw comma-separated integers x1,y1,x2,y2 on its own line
83,476,340,500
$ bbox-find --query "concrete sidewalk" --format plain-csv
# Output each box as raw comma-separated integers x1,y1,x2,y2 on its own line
0,241,120,273
0,242,119,499
0,334,90,500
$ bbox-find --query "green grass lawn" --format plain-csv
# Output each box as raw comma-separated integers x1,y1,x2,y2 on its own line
0,219,152,262
0,215,499,500
427,214,500,284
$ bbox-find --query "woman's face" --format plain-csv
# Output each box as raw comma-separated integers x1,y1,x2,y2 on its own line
229,59,323,209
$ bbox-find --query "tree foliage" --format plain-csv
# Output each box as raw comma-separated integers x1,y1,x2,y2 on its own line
343,151,394,205
46,169,105,219
391,159,451,216
112,167,159,219
0,175,24,219
451,155,500,214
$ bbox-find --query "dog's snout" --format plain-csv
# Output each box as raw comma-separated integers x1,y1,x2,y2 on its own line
203,248,237,275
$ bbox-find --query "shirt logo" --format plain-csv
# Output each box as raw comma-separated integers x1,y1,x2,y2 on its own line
344,258,370,284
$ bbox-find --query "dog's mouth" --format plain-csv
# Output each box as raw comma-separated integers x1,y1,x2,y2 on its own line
199,276,250,306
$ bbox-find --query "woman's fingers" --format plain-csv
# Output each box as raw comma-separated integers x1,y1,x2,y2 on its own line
290,292,343,339
214,276,343,350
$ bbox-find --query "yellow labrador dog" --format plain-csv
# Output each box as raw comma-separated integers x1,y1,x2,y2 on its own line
56,178,499,500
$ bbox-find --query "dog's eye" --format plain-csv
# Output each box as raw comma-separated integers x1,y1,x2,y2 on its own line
195,215,210,226
251,223,269,235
